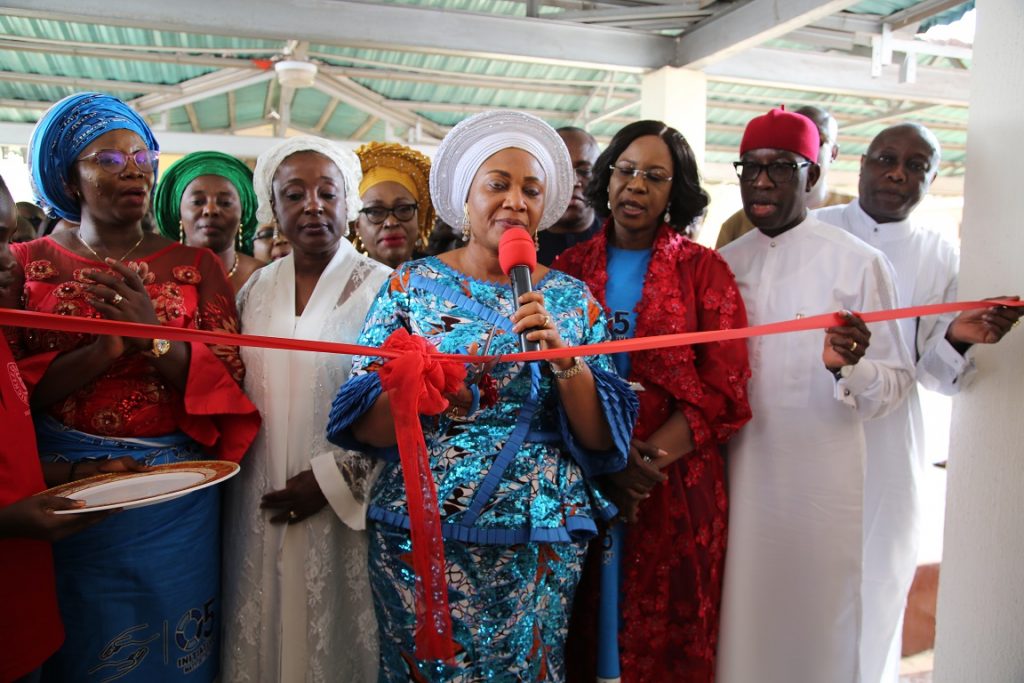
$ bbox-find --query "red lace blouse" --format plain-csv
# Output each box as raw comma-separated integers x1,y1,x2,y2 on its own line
10,238,259,461
555,223,752,683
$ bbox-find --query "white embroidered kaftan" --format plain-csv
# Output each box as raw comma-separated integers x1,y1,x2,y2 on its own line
222,240,390,682
816,201,973,683
717,216,914,683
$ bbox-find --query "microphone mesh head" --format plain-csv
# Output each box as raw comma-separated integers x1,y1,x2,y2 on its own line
498,227,537,276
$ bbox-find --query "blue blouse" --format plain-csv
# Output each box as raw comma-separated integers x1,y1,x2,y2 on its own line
327,256,637,546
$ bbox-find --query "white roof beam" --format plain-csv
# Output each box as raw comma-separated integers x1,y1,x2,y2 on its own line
553,2,710,24
310,53,642,90
184,104,201,133
350,116,379,141
840,103,947,130
0,37,257,69
675,0,862,69
0,98,52,111
313,99,340,133
263,79,277,119
0,70,177,95
883,0,969,32
227,91,237,131
312,73,448,140
810,11,883,34
277,86,294,138
707,92,888,114
130,68,274,116
318,65,630,97
0,121,441,158
573,74,616,126
785,27,857,51
585,98,641,128
0,0,675,71
705,47,969,106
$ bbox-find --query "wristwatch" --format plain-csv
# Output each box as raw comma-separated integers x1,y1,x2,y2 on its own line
149,338,171,358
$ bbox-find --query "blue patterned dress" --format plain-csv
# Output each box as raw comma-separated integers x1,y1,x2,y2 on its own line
327,256,637,682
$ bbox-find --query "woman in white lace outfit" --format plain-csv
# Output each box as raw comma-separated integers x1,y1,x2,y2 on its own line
222,136,391,682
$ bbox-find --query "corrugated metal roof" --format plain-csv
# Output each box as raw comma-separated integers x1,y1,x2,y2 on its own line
0,1,972,185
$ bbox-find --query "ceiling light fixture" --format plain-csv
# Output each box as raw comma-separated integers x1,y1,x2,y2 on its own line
274,60,318,89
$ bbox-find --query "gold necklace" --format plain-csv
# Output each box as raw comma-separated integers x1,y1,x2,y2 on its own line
76,229,146,263
226,253,239,278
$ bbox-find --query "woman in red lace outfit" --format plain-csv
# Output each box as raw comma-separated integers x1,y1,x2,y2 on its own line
556,120,751,683
12,92,259,682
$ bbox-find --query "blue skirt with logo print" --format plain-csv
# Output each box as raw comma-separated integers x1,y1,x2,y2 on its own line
36,417,221,683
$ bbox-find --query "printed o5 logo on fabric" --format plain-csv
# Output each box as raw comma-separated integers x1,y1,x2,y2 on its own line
6,361,28,406
175,598,216,674
611,311,631,338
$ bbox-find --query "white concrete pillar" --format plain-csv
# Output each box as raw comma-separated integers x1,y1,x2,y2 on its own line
640,67,706,161
933,1,1024,680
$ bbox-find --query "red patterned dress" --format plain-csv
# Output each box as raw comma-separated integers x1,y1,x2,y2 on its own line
11,237,258,460
555,223,752,683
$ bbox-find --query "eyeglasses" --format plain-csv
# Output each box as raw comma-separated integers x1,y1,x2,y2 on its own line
733,160,810,184
610,164,673,185
77,149,159,175
359,204,418,224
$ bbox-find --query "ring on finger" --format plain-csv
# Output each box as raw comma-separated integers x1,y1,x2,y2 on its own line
543,314,552,328
288,510,298,521
641,453,653,463
111,293,124,306
850,340,858,353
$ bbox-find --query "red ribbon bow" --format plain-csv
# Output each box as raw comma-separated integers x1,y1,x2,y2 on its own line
377,328,466,661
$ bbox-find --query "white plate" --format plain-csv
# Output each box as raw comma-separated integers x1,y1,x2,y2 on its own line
43,461,240,514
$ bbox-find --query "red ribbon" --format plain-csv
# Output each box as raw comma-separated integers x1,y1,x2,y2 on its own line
2,299,1020,661
376,329,465,661
1,299,1019,365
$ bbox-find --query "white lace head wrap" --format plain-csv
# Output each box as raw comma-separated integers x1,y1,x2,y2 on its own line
254,135,363,233
429,110,573,234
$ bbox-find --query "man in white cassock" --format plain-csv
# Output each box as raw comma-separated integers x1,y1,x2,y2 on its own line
815,122,1022,683
716,108,915,683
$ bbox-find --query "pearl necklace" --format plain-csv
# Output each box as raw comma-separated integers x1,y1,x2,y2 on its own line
226,253,239,278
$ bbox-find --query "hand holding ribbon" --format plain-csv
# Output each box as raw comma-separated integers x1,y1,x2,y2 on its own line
376,328,466,661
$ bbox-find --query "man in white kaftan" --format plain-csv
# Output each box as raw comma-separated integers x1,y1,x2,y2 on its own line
716,108,915,683
815,123,1022,683
222,237,391,682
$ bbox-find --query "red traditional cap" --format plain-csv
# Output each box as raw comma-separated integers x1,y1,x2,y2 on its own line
740,107,820,162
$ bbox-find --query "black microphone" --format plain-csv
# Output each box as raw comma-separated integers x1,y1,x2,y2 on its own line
498,227,540,353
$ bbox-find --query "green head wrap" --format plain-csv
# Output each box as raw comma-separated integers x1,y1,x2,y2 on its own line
153,151,258,253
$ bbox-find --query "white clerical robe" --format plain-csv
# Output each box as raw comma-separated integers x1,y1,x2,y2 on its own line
816,201,973,683
222,240,390,683
717,216,914,683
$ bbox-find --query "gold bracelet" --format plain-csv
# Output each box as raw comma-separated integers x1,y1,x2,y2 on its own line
550,356,585,380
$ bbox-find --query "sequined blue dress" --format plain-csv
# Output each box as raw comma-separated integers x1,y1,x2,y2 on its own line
327,256,637,682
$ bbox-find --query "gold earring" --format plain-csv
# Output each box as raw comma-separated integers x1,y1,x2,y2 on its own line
178,220,186,245
461,203,470,243
236,225,243,250
533,231,540,249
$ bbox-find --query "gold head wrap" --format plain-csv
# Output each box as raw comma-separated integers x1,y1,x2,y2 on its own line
354,142,434,250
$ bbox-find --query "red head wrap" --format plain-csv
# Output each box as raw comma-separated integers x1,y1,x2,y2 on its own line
740,107,820,162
